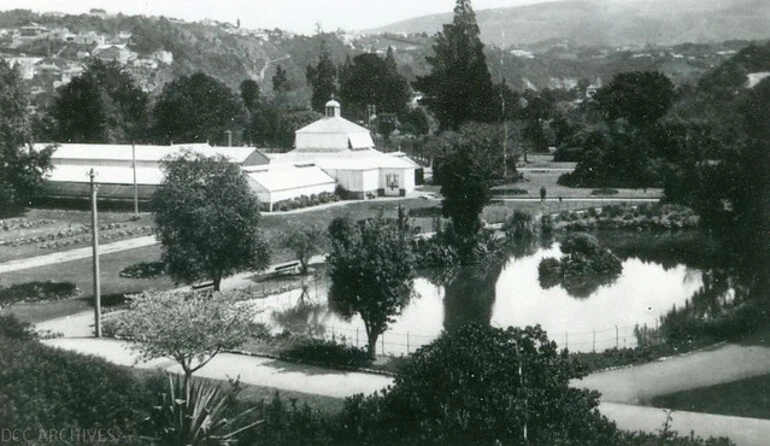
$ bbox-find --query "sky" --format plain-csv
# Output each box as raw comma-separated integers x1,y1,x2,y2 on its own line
0,0,544,35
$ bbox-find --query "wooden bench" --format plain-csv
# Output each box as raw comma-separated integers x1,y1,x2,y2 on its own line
192,281,215,291
273,261,300,275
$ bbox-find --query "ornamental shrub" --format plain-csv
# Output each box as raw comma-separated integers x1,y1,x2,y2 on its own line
0,337,152,437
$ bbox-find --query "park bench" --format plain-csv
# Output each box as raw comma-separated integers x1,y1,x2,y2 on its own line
273,261,300,276
192,281,215,291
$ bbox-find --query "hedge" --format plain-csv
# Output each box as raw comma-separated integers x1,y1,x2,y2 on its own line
0,336,153,438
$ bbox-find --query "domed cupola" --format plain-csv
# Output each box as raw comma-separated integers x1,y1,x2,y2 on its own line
325,98,341,118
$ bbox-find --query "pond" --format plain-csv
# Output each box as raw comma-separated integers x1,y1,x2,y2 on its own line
251,231,728,355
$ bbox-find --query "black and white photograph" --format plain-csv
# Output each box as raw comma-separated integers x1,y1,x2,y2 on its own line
0,0,768,444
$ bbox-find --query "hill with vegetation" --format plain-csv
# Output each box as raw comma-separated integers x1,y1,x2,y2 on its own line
0,7,765,104
367,0,770,48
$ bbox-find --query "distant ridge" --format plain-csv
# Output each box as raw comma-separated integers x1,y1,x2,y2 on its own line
364,0,770,47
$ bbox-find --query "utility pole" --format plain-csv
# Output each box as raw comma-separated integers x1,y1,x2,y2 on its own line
89,169,102,338
131,141,138,218
500,30,508,182
515,339,528,443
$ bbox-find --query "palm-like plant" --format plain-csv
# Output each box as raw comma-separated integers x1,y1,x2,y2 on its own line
144,374,262,445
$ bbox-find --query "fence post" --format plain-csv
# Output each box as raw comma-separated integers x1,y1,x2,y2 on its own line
381,332,385,356
615,325,619,349
592,329,596,353
331,325,335,343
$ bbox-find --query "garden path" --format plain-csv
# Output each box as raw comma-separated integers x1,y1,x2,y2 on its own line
37,311,770,445
0,235,157,274
42,337,394,399
573,342,770,404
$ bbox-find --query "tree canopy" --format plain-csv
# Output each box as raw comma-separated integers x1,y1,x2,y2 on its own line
0,60,52,212
152,72,247,145
306,42,338,113
338,323,617,445
414,0,496,130
433,123,515,260
592,71,675,128
152,152,270,290
326,214,416,357
52,59,148,143
339,49,410,122
106,289,260,388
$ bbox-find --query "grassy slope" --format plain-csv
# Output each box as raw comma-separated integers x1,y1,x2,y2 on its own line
650,374,770,420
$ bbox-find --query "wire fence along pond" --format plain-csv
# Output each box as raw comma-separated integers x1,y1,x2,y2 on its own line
254,281,668,358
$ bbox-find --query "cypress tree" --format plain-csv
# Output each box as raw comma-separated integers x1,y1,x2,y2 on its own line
306,41,337,112
415,0,496,130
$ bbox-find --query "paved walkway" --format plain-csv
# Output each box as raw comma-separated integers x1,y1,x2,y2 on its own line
35,309,770,445
599,402,770,446
0,235,158,274
41,337,393,399
574,343,770,404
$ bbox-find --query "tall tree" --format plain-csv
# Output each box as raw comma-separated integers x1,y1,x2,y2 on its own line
239,79,261,113
52,59,148,143
433,123,513,260
152,73,247,145
0,61,52,212
592,71,675,128
339,50,410,122
272,65,291,94
414,0,496,130
326,214,416,358
152,152,270,290
306,41,337,113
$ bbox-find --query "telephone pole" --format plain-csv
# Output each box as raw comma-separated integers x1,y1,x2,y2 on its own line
132,142,138,218
500,29,508,181
89,169,102,338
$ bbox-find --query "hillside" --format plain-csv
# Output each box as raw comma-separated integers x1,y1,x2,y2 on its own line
0,7,763,110
366,0,770,48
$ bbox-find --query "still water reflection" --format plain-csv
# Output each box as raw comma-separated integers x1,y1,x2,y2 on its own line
253,234,708,354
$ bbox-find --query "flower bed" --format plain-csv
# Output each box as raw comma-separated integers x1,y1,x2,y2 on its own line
490,187,528,196
0,217,56,231
38,226,153,249
119,261,166,279
551,203,699,232
591,187,619,195
0,281,80,308
265,192,340,213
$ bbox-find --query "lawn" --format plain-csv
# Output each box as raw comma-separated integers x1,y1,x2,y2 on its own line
650,374,770,420
497,170,663,199
0,244,173,323
1,194,654,324
261,197,443,238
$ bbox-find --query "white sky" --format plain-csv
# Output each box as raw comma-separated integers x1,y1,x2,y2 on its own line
0,0,543,34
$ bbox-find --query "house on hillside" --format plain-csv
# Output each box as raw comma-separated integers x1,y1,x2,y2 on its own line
3,56,44,80
17,23,49,41
92,44,138,64
746,72,770,89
